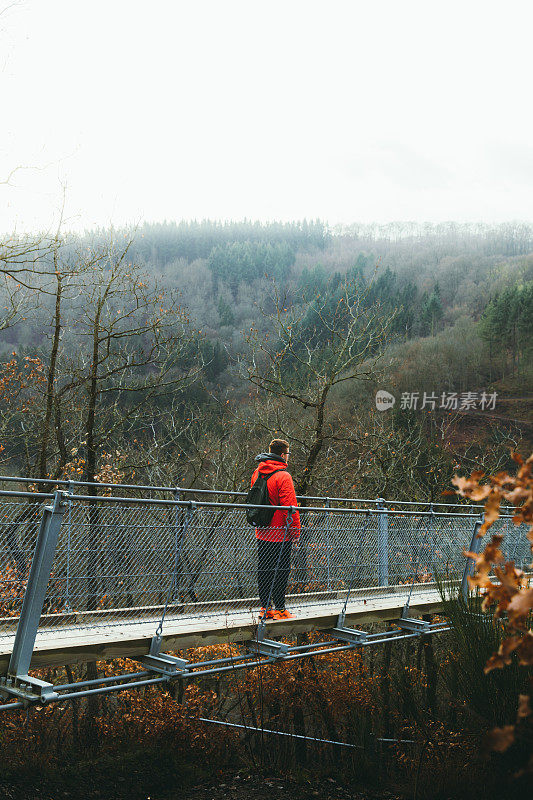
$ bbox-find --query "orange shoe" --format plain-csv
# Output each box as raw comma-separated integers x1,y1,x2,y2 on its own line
273,609,295,620
259,607,277,619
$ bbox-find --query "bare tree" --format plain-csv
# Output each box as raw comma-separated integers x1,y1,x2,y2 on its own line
47,236,203,484
0,233,57,332
244,279,392,495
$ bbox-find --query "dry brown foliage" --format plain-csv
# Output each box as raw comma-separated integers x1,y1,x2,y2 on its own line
453,452,533,754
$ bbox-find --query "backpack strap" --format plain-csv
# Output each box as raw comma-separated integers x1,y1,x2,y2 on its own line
261,468,286,507
265,468,286,481
252,468,285,487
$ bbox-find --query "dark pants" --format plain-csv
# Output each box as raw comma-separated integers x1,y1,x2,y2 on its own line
257,539,293,610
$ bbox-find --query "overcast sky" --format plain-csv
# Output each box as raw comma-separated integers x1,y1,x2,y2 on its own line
1,0,532,233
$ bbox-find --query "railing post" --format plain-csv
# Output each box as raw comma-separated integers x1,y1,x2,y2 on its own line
461,513,484,601
325,497,331,590
377,498,389,587
7,491,67,682
172,487,180,598
65,480,74,611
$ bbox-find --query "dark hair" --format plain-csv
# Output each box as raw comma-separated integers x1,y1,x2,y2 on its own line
269,438,289,456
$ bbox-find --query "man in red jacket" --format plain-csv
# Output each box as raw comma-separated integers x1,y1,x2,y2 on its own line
250,438,300,619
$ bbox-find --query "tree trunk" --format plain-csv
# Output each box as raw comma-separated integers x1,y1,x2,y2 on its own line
84,306,103,729
422,615,437,713
85,301,102,611
291,665,307,764
295,384,329,496
38,268,62,479
293,386,329,587
380,634,393,740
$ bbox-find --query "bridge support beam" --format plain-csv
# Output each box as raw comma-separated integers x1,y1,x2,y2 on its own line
1,491,67,703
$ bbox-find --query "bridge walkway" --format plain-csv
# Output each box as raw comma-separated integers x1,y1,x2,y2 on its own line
0,583,444,670
0,483,528,708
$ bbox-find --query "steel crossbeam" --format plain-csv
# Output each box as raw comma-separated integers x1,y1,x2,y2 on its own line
0,620,451,711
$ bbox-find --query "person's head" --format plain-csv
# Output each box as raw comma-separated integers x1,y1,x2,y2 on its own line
269,438,290,463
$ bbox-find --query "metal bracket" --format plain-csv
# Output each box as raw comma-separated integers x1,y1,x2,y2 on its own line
141,635,189,676
331,626,368,644
248,624,289,658
248,637,289,658
397,605,430,633
331,611,368,644
0,674,58,704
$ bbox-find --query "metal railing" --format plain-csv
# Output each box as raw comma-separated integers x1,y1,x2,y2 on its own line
0,487,529,646
0,474,516,512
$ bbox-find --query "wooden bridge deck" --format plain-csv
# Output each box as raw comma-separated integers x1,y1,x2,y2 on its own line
0,583,446,671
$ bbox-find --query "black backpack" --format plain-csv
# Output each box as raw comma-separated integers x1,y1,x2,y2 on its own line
245,469,285,527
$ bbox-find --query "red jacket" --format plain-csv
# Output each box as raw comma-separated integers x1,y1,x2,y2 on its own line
251,455,300,542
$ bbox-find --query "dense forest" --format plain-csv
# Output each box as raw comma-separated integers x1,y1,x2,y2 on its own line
0,219,531,499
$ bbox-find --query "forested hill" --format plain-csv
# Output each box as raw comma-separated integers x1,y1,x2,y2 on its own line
96,219,329,267
107,219,533,371
0,219,531,498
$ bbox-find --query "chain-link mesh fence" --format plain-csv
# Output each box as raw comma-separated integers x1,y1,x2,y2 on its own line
0,491,530,648
0,496,50,638
492,514,531,569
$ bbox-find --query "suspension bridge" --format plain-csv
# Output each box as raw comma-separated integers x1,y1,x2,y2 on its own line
0,478,528,711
